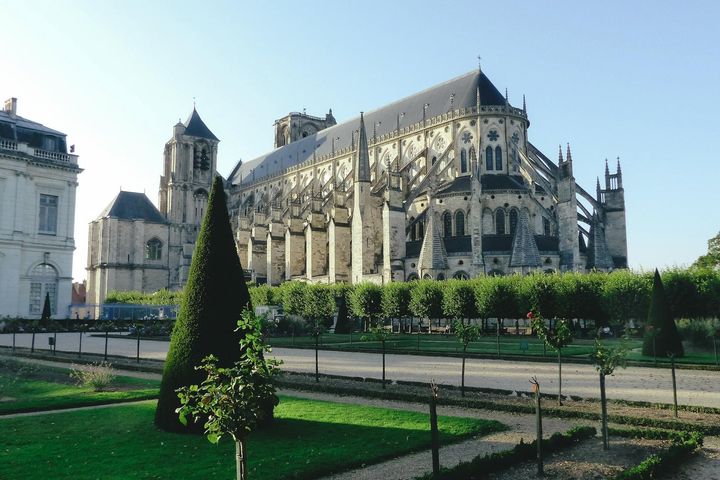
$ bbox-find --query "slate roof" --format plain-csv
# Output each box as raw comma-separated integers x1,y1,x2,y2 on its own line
483,234,559,253
509,212,541,267
229,70,507,185
480,174,527,191
0,110,66,137
97,191,168,223
183,108,219,141
418,212,448,270
437,175,472,195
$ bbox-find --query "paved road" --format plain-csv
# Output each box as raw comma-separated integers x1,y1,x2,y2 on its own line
1,332,717,408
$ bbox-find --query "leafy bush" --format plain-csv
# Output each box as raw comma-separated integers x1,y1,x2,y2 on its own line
70,362,116,392
677,318,720,349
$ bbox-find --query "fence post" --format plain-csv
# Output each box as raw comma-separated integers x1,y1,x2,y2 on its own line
104,328,109,361
714,337,718,366
12,331,16,354
52,328,57,356
669,353,678,418
78,329,83,359
136,325,141,363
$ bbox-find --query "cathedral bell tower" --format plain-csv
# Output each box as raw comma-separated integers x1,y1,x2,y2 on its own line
158,107,219,288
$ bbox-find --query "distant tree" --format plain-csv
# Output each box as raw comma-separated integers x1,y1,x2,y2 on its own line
332,284,353,334
155,176,253,432
475,276,521,354
381,282,412,332
177,311,281,480
442,280,478,325
642,270,684,357
302,284,335,382
590,337,629,450
693,231,720,269
280,282,307,318
362,325,392,388
409,281,444,332
349,283,382,332
454,320,481,397
603,270,652,331
530,311,573,405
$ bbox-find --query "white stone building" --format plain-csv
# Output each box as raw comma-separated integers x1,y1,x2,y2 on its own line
0,98,81,317
228,67,627,284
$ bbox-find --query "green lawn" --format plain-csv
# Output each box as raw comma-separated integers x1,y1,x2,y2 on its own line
0,359,159,414
0,396,504,480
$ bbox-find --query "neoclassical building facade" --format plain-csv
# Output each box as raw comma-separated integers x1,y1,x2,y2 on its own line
0,98,81,317
227,68,627,284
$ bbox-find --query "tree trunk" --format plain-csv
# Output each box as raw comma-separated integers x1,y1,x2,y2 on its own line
235,439,247,480
429,392,440,476
670,354,678,418
496,319,501,357
600,372,609,450
461,344,467,397
557,348,563,406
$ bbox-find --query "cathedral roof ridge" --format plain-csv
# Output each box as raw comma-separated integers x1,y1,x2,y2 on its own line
230,69,507,186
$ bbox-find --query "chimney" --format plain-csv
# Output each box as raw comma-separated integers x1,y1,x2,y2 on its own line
4,98,17,115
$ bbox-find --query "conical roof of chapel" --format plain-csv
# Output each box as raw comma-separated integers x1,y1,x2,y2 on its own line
183,108,219,141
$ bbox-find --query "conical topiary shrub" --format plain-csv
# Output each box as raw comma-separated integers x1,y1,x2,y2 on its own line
642,269,684,357
41,292,52,320
155,176,253,432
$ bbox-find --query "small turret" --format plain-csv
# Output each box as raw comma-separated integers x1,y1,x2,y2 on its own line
354,112,371,183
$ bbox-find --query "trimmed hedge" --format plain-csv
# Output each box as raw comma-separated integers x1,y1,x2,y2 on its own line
610,428,703,480
415,425,597,480
108,269,720,332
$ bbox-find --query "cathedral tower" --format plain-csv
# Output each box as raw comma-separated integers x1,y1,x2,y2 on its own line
158,108,219,288
601,159,627,267
556,144,582,271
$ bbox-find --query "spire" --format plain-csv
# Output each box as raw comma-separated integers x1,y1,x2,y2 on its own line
504,88,509,106
596,176,601,199
522,94,527,114
586,213,614,270
605,158,610,175
558,145,564,163
566,143,573,163
418,211,448,272
509,212,541,268
354,112,371,182
477,55,482,73
616,156,622,174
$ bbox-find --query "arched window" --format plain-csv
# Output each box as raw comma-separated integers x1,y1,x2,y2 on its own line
455,211,465,236
460,149,468,173
417,220,425,240
488,269,505,277
29,263,58,315
443,211,452,238
485,146,494,171
431,156,437,166
495,146,503,170
509,209,519,237
453,271,469,280
409,217,416,241
436,273,445,281
495,209,506,235
406,273,419,282
543,217,551,236
146,238,163,261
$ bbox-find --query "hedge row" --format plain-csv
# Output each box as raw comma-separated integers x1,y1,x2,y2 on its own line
415,425,597,480
106,268,720,327
610,428,703,480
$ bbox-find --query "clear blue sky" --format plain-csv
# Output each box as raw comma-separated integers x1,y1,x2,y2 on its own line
2,0,719,281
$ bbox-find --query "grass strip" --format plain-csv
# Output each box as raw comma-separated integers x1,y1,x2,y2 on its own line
414,425,597,480
0,396,504,480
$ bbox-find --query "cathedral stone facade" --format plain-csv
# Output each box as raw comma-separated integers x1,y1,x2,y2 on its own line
227,68,627,285
86,109,218,307
87,67,628,307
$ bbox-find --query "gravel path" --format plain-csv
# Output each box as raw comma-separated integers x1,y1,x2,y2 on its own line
4,333,717,408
